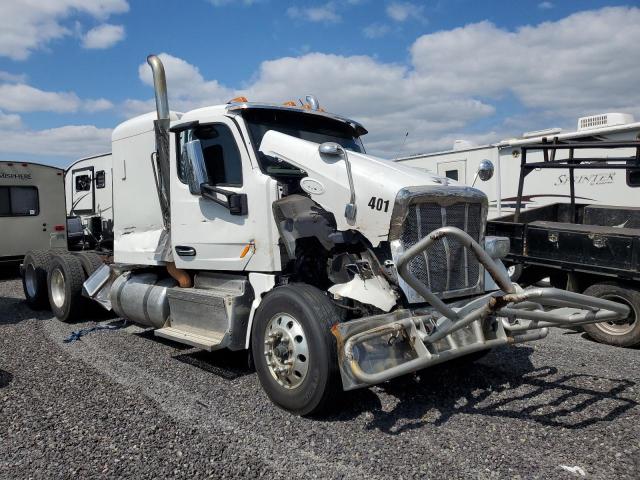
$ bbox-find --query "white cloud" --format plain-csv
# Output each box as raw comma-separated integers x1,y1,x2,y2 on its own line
0,83,113,113
0,110,23,130
126,7,640,158
82,23,125,49
409,7,640,118
363,23,390,39
386,2,425,22
0,125,112,160
0,0,129,60
538,2,554,9
0,71,28,83
287,3,341,24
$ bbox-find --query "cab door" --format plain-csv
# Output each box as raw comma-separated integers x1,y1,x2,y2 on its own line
170,118,274,272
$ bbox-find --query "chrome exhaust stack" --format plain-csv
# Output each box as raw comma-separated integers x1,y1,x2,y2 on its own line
147,54,170,121
147,54,172,258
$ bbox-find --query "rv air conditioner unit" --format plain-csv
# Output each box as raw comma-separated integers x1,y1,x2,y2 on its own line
577,113,634,131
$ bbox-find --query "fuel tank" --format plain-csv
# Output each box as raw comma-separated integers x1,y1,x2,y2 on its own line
110,273,177,328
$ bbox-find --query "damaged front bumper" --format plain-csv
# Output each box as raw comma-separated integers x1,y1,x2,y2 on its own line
333,227,630,390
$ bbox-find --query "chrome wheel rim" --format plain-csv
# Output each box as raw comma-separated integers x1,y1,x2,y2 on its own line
594,294,636,336
264,313,309,389
24,264,38,298
50,268,66,309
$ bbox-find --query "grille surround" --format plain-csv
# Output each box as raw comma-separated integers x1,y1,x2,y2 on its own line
389,186,488,304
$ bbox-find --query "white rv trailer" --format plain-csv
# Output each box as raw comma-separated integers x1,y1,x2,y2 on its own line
65,153,113,249
395,113,640,218
0,161,67,263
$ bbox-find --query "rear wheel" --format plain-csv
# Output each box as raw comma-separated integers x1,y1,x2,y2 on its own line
22,250,54,309
251,284,341,416
75,251,104,277
47,254,87,323
582,283,640,347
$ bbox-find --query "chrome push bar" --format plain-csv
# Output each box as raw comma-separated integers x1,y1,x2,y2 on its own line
334,227,630,390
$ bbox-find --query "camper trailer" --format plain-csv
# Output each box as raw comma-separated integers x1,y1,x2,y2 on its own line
65,153,113,250
395,113,640,219
0,161,67,264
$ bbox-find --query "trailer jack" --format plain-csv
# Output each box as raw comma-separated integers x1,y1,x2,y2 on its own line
333,227,630,390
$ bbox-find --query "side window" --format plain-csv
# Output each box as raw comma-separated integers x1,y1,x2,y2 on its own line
0,186,39,216
178,123,243,186
95,170,106,189
75,174,91,191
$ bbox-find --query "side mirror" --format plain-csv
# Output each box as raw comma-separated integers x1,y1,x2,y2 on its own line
318,142,357,222
477,159,495,181
183,139,208,195
318,142,343,156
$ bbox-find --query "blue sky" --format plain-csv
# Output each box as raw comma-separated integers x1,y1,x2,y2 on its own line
0,0,638,167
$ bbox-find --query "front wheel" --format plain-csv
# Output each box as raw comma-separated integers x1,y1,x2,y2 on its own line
251,284,341,416
582,283,640,347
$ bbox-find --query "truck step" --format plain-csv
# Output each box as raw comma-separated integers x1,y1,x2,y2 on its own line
154,326,225,351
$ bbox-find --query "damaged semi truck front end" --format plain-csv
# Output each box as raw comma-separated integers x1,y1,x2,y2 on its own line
62,55,631,416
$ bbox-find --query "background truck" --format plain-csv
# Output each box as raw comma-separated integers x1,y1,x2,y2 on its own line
1,161,67,266
487,139,640,347
65,153,113,251
21,55,630,415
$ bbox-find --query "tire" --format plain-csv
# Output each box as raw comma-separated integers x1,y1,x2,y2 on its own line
582,283,640,348
22,250,54,309
506,263,523,283
47,254,87,323
74,252,104,277
251,284,341,416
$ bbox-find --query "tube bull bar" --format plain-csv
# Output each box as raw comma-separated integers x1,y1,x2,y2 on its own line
333,227,630,390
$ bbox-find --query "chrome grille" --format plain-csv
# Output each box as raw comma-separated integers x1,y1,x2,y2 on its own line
390,187,486,303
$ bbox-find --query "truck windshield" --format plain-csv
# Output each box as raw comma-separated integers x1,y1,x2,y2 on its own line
241,108,364,177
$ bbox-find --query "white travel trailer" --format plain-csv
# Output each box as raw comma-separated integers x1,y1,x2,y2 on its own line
395,113,640,218
65,153,113,249
0,161,67,264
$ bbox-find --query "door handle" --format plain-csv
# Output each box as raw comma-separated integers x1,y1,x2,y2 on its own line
175,245,196,257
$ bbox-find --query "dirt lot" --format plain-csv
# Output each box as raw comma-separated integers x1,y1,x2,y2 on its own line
1,273,639,479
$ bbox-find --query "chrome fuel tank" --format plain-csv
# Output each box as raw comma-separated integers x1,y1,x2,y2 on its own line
110,273,176,328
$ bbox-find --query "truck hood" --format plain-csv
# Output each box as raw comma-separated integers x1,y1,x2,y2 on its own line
259,130,455,246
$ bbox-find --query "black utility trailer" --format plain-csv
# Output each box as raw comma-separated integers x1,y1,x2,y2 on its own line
488,139,640,347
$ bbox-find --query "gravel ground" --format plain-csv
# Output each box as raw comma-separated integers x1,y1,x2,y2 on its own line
1,273,639,479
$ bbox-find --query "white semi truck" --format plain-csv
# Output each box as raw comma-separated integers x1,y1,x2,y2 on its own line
22,56,630,415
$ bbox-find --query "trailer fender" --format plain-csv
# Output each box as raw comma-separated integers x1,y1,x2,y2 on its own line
245,272,277,349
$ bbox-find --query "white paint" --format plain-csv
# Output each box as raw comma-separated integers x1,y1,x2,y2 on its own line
259,130,446,246
245,273,276,349
329,274,397,312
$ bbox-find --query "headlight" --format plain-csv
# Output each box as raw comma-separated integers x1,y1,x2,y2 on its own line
484,236,510,260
